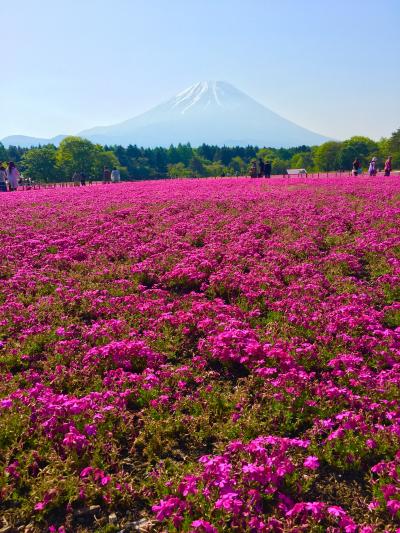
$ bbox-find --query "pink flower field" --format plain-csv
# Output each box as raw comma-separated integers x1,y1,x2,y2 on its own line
0,176,400,532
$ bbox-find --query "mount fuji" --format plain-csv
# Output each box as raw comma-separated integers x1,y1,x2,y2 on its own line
2,81,330,148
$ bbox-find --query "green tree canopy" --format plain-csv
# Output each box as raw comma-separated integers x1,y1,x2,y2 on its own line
0,142,8,163
314,141,342,171
230,156,246,174
91,149,120,178
189,155,206,176
271,158,288,174
388,129,400,166
167,162,191,178
338,136,378,170
2,129,400,182
56,136,97,179
256,148,276,161
21,145,58,182
290,152,314,170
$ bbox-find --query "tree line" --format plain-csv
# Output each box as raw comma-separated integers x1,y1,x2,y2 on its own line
1,129,399,182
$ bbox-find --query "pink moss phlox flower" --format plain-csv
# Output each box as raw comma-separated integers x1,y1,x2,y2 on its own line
152,496,186,520
215,492,243,514
386,499,400,516
190,519,218,532
303,456,320,470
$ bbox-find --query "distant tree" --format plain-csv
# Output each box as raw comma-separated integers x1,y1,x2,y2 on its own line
388,128,400,166
167,162,191,178
276,147,292,160
337,136,378,170
197,144,216,161
271,158,288,174
175,143,193,166
56,136,97,179
212,147,222,163
7,145,26,163
256,148,276,161
153,147,169,176
113,145,129,168
244,146,258,160
230,156,246,175
219,146,233,166
10,132,398,183
0,142,8,163
189,155,206,176
290,152,314,170
205,161,228,177
314,141,342,171
129,157,152,179
21,145,58,182
126,144,142,159
167,145,181,164
378,137,390,161
91,149,120,179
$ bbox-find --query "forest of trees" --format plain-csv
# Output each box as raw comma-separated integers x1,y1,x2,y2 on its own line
1,129,399,182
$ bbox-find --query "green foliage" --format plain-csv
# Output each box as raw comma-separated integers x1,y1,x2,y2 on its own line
271,158,288,174
378,137,391,162
54,138,123,181
56,136,97,179
388,128,400,166
0,142,8,162
204,161,226,176
21,145,58,182
230,156,246,174
91,149,120,178
291,151,314,170
3,127,400,182
338,136,378,170
189,154,206,176
314,141,342,171
168,162,192,178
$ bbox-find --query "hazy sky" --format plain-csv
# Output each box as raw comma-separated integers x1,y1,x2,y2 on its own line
2,0,400,141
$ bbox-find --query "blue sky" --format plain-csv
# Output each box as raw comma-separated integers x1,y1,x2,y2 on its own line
2,0,399,141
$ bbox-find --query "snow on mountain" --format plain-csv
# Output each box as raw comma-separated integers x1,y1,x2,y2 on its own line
79,81,329,147
1,82,330,148
170,81,237,113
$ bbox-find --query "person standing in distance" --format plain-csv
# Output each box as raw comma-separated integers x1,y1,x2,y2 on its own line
264,160,272,178
103,166,111,184
258,158,265,178
250,161,258,178
384,156,392,177
352,158,361,176
111,168,121,183
6,162,20,191
0,164,8,192
368,157,377,177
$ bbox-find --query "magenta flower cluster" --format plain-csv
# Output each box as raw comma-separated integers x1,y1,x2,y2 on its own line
0,176,399,531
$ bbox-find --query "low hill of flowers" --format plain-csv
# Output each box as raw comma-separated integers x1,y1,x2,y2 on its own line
0,177,399,532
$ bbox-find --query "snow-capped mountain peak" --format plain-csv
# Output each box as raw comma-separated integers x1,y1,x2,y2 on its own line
2,81,331,148
172,81,224,113
169,81,246,114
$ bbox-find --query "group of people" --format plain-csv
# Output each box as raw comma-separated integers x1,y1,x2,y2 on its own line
250,158,272,178
102,167,121,184
72,171,90,186
352,156,392,177
0,162,20,192
71,167,121,186
0,162,123,191
0,158,394,190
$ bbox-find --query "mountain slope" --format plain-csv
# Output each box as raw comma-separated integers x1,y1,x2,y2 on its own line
79,81,329,147
1,82,330,148
1,134,67,148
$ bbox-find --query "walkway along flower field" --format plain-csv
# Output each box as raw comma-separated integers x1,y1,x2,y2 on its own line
0,176,399,531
